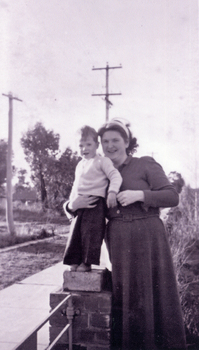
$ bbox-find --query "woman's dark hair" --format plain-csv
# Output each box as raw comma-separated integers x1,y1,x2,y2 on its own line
98,124,138,155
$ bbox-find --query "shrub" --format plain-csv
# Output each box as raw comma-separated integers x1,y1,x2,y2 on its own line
166,185,199,343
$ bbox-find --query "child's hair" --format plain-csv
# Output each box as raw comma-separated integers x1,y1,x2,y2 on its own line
77,125,98,143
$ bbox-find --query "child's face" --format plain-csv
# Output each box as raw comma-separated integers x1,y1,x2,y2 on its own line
78,135,99,159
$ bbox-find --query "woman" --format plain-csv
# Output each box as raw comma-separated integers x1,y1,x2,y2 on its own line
98,118,186,350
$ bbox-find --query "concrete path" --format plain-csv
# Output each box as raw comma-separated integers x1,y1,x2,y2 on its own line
0,241,111,350
0,262,66,350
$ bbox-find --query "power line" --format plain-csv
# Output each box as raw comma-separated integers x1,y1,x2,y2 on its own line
92,63,122,121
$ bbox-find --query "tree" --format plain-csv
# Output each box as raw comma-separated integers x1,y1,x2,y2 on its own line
44,147,80,213
168,171,185,194
14,168,31,192
54,147,80,198
0,139,8,191
21,123,60,207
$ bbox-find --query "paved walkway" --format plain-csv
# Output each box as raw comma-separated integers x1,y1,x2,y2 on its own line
0,242,111,350
0,262,66,350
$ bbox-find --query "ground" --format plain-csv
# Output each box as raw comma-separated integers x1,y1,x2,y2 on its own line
0,234,68,290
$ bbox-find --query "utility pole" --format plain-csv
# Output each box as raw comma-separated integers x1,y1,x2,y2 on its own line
92,63,122,121
2,92,22,238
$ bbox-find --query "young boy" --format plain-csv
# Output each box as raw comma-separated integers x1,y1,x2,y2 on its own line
63,125,122,272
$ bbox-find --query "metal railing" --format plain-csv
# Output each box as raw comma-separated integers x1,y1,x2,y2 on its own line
14,294,73,350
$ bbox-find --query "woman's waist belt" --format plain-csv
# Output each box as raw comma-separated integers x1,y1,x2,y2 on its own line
109,213,159,221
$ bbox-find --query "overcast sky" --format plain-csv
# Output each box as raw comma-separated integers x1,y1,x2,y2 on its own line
0,0,198,187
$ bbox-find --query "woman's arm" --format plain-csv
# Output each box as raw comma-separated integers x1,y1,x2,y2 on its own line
63,195,98,219
142,157,179,208
117,157,179,208
68,195,98,212
143,186,179,208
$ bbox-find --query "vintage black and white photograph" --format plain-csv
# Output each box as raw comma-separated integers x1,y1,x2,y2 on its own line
0,1,198,349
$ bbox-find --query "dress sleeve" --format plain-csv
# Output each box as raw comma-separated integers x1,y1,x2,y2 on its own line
142,157,179,208
100,157,123,194
63,201,76,219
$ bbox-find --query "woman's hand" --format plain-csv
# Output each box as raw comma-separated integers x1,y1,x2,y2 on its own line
67,195,98,212
117,190,144,206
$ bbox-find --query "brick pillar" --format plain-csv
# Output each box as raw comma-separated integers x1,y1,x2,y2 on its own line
49,268,112,350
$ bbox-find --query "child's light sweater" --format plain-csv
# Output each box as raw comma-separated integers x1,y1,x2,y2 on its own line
69,154,122,202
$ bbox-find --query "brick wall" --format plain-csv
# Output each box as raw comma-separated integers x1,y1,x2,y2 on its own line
50,289,112,350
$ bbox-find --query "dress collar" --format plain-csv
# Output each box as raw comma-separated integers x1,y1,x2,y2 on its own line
123,155,132,165
118,155,132,171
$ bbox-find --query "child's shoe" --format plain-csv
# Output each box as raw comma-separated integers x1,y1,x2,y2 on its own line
70,264,78,271
76,263,91,272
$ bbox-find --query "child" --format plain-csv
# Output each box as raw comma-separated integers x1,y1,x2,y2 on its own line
63,125,122,272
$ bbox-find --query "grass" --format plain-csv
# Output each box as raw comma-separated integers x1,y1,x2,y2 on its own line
0,201,70,291
0,201,67,223
0,201,69,248
0,234,69,290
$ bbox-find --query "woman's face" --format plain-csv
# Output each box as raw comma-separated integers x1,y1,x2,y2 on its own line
101,130,129,167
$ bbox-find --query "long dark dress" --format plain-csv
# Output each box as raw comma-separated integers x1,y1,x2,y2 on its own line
106,156,187,350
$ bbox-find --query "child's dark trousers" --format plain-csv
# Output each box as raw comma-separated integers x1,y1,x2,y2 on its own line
63,197,106,266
